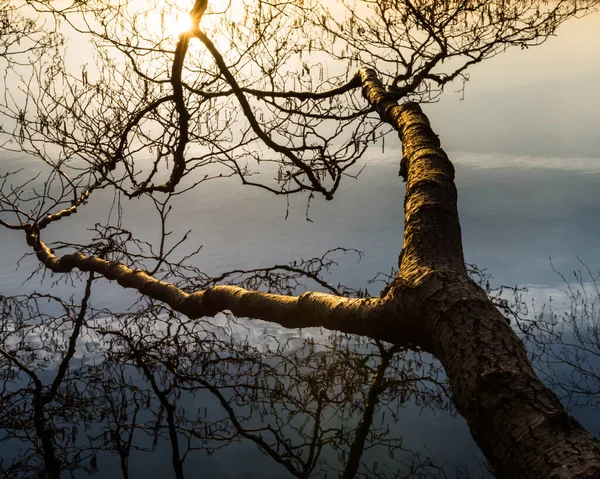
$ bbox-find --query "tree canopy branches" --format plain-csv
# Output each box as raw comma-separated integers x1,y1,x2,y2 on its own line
3,0,594,202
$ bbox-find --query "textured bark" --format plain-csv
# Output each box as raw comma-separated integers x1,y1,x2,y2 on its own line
25,228,402,341
24,68,600,477
359,67,600,478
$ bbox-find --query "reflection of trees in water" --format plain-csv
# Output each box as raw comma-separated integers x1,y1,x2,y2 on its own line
5,263,600,478
1,278,460,478
518,262,600,414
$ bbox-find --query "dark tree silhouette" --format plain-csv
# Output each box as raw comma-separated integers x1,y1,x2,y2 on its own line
1,1,600,477
0,287,458,479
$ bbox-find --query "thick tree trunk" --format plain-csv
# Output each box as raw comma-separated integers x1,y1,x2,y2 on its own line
359,68,600,478
24,69,600,477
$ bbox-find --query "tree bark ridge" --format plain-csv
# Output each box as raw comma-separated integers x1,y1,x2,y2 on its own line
359,67,600,478
359,67,464,277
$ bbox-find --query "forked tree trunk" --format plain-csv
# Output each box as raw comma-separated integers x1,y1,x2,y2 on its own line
25,69,600,477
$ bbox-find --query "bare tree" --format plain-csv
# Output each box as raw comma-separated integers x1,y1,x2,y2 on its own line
515,261,600,413
2,0,600,477
0,2,57,62
0,287,459,479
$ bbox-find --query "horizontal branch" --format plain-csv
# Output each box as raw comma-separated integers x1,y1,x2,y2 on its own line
242,74,361,100
184,75,362,101
25,230,389,338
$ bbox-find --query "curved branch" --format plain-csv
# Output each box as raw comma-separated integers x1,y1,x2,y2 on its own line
108,95,175,173
24,229,390,340
194,29,331,199
37,185,95,230
127,34,191,197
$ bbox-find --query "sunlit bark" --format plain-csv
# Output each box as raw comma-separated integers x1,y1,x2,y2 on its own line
362,69,600,478
27,227,389,338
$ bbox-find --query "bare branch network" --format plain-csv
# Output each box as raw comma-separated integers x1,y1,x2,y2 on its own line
2,1,600,478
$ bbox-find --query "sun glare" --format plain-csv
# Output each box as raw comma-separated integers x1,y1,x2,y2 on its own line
131,1,195,40
137,0,248,42
162,8,194,37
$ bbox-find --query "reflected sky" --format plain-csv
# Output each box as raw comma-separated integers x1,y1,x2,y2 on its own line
431,12,600,158
424,11,600,288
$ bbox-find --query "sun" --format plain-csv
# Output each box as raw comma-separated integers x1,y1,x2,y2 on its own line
130,1,195,40
130,0,248,52
160,6,194,37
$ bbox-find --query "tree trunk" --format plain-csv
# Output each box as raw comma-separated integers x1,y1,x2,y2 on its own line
359,68,600,477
